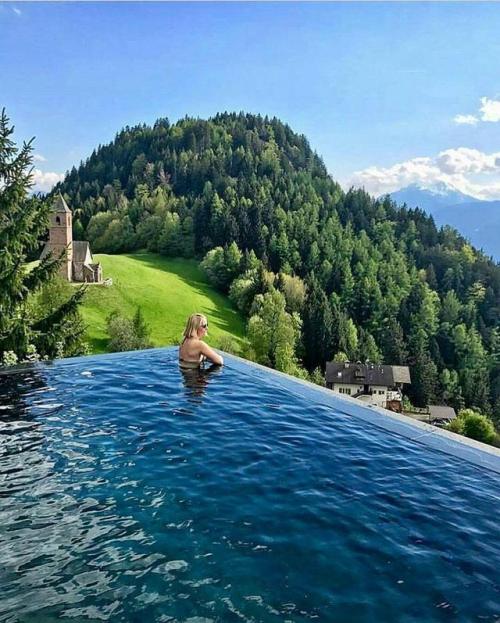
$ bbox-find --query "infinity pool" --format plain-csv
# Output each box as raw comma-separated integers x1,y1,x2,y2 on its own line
0,348,499,622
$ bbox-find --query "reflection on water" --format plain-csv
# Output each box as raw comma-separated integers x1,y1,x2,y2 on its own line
0,366,49,422
0,367,51,499
179,363,222,404
0,367,125,618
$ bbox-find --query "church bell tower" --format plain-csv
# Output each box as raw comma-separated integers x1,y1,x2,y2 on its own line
48,194,73,281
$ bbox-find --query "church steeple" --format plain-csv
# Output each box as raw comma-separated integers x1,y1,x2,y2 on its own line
47,193,73,281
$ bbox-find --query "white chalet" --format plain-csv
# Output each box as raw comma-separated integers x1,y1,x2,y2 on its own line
325,361,411,410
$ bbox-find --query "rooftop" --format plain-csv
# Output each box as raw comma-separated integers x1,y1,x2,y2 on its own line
53,193,71,214
325,361,411,387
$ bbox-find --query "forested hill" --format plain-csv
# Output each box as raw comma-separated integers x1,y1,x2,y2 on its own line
54,112,500,423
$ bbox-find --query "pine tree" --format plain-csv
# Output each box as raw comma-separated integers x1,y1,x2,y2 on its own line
357,328,382,364
380,316,408,364
133,307,151,346
0,109,85,361
408,347,438,407
302,275,334,370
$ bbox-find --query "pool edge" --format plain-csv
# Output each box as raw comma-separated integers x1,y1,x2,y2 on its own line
223,352,500,475
3,346,499,474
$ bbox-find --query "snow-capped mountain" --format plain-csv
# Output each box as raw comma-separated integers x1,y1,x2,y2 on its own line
388,182,479,212
387,183,500,261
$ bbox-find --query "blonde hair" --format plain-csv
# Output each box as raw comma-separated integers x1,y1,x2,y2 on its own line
182,313,208,342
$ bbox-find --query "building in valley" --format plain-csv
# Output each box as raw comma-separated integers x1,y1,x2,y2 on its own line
325,361,411,411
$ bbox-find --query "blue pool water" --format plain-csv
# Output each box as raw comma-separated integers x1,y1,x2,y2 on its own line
0,348,499,622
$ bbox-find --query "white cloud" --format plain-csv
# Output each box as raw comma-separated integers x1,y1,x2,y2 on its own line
347,147,500,200
33,153,47,162
436,147,500,175
475,181,500,201
454,96,500,126
479,97,500,123
31,169,64,193
453,114,478,126
12,6,21,15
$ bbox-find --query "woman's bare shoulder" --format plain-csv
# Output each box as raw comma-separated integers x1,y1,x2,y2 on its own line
179,338,201,355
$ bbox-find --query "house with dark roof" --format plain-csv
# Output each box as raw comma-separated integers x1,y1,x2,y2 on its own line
325,361,411,409
40,194,102,283
428,405,457,424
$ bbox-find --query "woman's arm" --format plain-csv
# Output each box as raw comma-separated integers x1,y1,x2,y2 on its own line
200,341,224,366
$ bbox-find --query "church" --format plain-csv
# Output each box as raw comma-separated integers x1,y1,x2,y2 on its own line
40,194,103,283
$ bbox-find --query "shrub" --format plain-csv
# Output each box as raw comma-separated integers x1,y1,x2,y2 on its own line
1,345,45,367
2,350,18,366
447,408,496,445
309,367,325,387
446,418,464,435
107,313,136,352
461,412,496,444
332,351,349,363
216,335,239,355
107,307,153,352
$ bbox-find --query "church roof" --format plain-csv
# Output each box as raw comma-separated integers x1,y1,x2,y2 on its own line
72,240,92,264
54,193,71,214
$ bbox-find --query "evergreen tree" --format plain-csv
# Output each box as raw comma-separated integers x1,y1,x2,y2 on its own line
408,348,438,407
357,328,382,364
440,368,465,412
133,307,151,345
0,109,85,361
302,276,334,370
380,316,408,364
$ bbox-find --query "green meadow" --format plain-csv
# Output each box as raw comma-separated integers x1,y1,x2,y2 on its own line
79,253,246,354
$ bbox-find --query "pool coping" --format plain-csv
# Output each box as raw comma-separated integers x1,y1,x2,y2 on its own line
2,347,500,474
222,353,500,475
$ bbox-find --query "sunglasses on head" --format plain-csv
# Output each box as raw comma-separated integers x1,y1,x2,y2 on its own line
201,322,208,329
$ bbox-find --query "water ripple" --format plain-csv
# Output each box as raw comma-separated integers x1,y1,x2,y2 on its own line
0,349,499,622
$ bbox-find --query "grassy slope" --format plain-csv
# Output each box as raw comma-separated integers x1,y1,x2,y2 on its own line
79,253,246,354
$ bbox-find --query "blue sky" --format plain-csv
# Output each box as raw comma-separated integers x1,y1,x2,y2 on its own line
1,1,500,198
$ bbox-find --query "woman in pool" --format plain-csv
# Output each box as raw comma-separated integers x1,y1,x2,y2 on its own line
179,313,224,368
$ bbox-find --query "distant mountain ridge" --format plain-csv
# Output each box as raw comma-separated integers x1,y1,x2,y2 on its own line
388,184,500,260
389,183,479,211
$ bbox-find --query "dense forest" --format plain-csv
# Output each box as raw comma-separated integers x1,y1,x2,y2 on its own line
53,112,500,425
